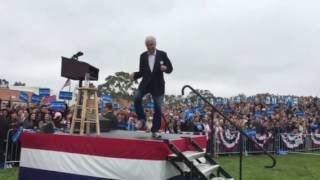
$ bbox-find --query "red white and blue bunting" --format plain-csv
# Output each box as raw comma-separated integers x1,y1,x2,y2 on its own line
254,133,272,148
281,133,304,149
218,129,240,150
311,130,320,145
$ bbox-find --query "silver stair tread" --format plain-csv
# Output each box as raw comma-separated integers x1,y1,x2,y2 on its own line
196,163,220,177
211,178,234,180
168,151,206,160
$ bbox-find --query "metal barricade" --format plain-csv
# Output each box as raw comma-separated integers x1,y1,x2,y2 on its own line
278,133,320,153
213,131,320,155
214,135,275,155
243,136,276,154
4,129,21,169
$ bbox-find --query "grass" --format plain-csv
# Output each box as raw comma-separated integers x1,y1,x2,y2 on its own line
0,154,319,180
218,154,320,180
0,167,18,180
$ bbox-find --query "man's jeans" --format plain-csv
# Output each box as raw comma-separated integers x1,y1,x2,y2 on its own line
134,90,163,133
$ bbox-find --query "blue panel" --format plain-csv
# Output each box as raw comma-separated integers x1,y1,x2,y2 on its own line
31,94,42,104
102,95,112,102
59,91,73,100
39,88,50,97
20,91,29,102
51,101,65,111
19,167,107,180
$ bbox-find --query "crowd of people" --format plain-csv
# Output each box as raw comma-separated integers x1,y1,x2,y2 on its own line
102,94,320,136
1,93,320,163
0,104,70,132
0,102,70,165
1,94,320,138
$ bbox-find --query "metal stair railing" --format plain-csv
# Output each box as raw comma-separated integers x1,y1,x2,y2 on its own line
164,139,208,179
182,85,277,180
187,137,233,179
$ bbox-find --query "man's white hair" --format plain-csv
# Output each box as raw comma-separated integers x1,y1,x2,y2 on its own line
145,36,156,44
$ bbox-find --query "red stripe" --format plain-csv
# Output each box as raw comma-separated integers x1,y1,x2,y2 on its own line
192,136,207,149
21,133,207,160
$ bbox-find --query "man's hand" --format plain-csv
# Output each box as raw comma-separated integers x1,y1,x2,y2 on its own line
160,65,167,72
129,73,135,81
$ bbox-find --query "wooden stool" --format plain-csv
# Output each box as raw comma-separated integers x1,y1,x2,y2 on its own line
70,87,100,135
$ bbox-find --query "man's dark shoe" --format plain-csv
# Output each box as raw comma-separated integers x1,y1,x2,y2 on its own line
152,132,162,139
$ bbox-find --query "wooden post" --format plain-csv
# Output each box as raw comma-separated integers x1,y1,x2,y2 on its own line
79,90,88,135
70,90,81,134
94,91,101,135
70,87,100,135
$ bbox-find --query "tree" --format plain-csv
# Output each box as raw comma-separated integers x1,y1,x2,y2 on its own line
0,79,9,88
13,81,26,86
185,89,214,105
98,72,138,101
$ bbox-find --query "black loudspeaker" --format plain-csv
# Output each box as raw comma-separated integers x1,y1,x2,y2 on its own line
61,57,99,81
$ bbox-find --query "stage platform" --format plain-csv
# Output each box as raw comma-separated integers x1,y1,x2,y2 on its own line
19,130,207,180
92,130,202,140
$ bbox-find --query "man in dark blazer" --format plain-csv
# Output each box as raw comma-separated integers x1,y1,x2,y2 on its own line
130,36,173,138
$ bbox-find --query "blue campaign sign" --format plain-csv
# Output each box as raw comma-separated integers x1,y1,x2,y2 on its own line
59,91,73,100
130,105,136,112
224,108,233,114
20,91,29,102
147,102,154,109
100,95,113,112
267,110,275,117
31,94,42,104
293,98,298,106
265,96,271,105
255,112,263,119
51,101,65,111
223,98,229,104
271,97,278,105
215,98,223,105
187,112,194,120
278,96,284,104
39,88,50,97
235,96,241,103
247,96,254,102
245,129,256,138
295,111,305,117
102,95,112,102
287,98,293,107
113,103,120,110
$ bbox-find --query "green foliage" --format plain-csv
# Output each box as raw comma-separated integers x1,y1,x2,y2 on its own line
218,154,320,180
0,168,18,180
184,89,214,105
98,71,138,101
13,82,26,86
98,72,215,104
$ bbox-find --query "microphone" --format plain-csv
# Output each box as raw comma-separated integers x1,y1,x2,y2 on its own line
72,51,84,60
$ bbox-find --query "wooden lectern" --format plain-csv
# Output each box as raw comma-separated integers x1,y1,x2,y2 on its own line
60,54,100,135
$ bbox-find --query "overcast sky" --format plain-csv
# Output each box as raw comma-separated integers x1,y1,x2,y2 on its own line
1,0,320,97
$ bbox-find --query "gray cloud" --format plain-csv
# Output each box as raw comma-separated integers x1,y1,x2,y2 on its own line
1,0,320,97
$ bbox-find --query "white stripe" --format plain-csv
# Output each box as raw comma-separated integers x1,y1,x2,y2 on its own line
20,148,179,180
288,152,320,156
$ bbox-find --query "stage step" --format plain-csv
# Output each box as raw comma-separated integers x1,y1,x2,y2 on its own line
73,118,98,123
168,151,206,161
196,164,220,178
75,105,97,110
164,139,233,180
211,178,234,180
